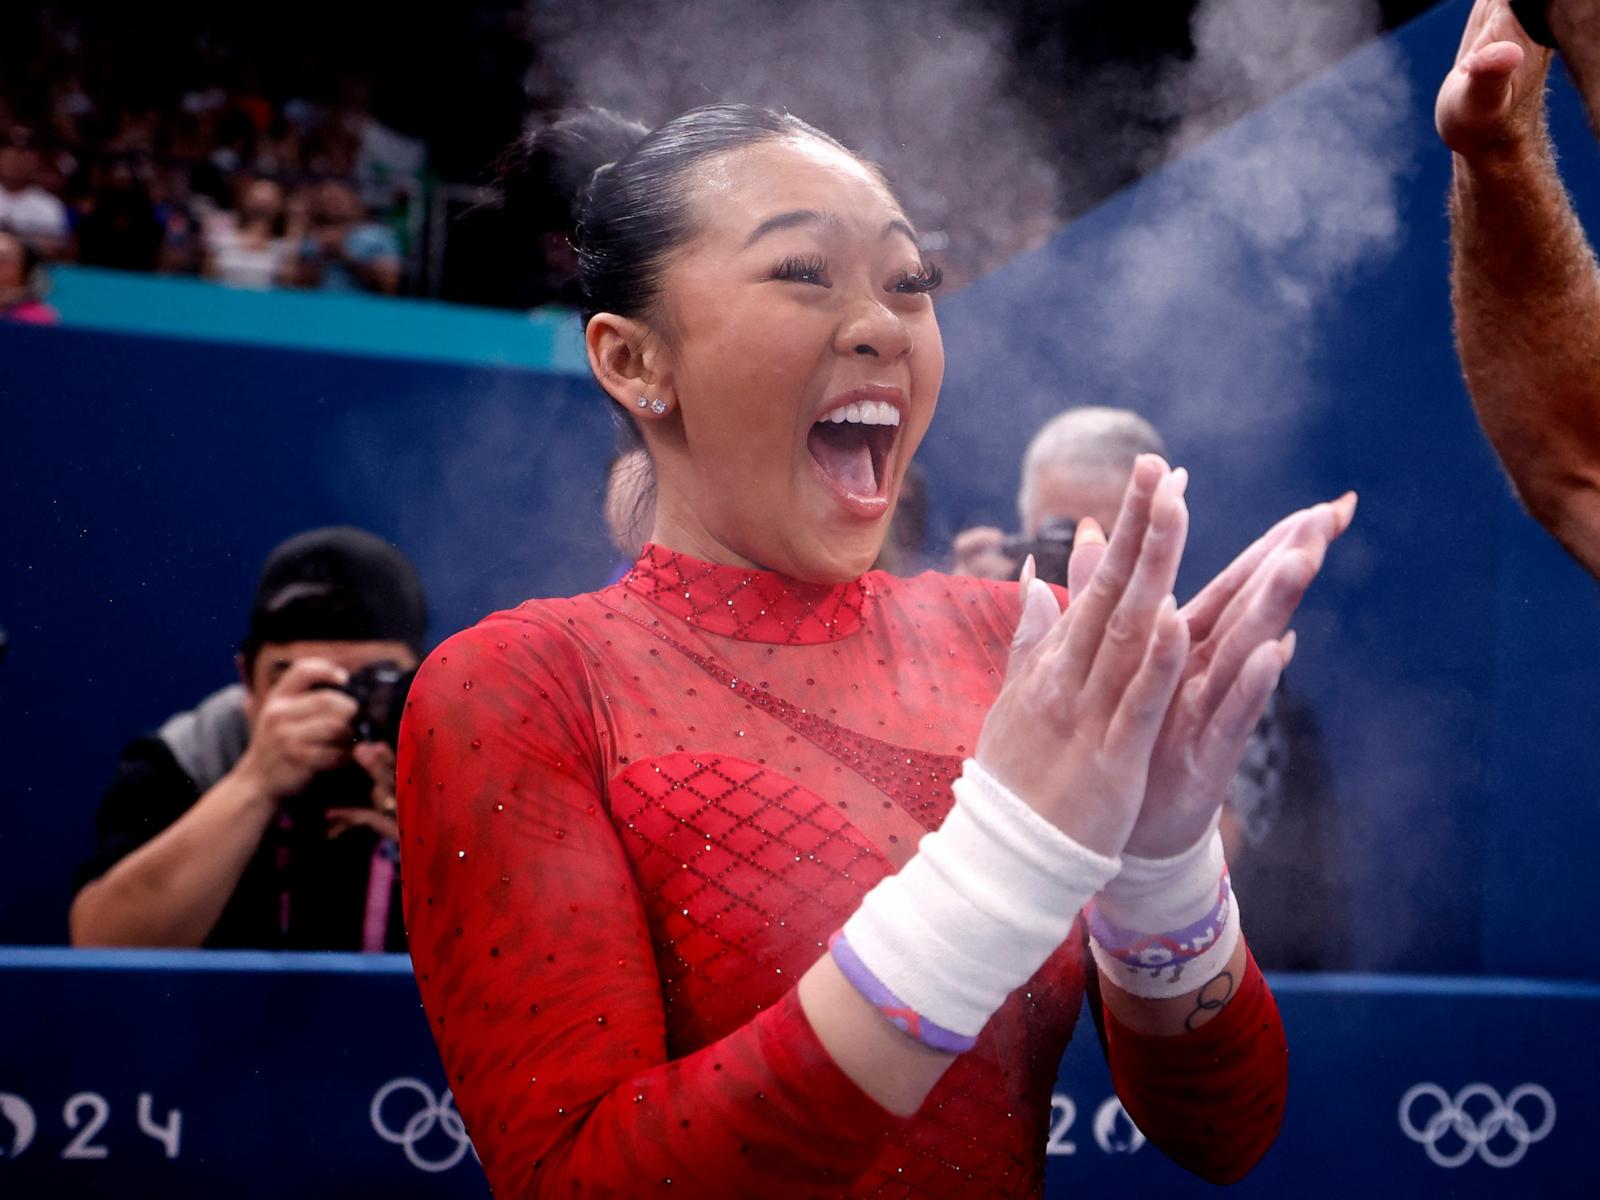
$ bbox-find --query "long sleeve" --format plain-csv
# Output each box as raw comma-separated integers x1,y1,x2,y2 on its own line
1092,946,1287,1185
397,615,905,1198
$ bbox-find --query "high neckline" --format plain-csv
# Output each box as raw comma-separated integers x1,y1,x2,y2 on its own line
619,544,872,645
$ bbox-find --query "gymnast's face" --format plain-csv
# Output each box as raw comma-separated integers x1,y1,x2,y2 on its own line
629,137,944,583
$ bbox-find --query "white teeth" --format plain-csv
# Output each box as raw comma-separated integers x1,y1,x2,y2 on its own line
821,400,902,426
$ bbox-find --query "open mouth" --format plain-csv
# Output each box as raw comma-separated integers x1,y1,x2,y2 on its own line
806,398,901,504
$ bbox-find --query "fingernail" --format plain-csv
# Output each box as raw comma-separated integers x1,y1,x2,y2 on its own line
1074,517,1106,546
1171,467,1189,497
1019,554,1036,590
1280,630,1298,667
1133,453,1166,489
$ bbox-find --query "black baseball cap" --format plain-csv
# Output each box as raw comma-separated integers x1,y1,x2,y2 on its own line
241,527,428,664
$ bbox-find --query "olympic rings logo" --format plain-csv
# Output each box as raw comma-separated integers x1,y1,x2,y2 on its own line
1398,1083,1556,1169
370,1078,479,1174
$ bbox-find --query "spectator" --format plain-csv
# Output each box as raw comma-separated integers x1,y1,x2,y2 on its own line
0,229,60,324
295,178,402,294
952,406,1165,582
1437,0,1600,579
202,176,298,290
69,527,429,951
951,406,1350,970
0,127,69,259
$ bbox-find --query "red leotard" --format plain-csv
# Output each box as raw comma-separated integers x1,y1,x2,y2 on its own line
399,546,1287,1197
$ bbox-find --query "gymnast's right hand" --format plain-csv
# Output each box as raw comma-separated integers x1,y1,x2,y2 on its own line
975,454,1191,858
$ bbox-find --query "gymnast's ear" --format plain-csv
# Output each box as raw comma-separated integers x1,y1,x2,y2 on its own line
586,312,674,415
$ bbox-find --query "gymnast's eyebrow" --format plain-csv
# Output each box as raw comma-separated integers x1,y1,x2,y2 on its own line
882,217,919,248
743,209,836,247
743,210,922,249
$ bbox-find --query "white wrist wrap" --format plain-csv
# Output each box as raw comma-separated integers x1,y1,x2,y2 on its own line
1088,826,1240,999
841,758,1121,1038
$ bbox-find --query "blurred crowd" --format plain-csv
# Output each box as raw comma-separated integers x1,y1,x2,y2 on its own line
0,97,416,298
0,14,425,306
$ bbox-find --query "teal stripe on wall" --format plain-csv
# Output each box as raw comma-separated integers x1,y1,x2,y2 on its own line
45,264,591,375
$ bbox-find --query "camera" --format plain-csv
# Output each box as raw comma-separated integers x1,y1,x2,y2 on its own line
336,660,417,748
1001,517,1079,588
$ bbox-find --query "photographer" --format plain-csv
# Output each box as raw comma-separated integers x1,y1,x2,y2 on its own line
952,406,1164,584
69,527,427,951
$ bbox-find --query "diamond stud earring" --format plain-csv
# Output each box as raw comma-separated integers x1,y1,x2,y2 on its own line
650,398,668,415
636,396,650,409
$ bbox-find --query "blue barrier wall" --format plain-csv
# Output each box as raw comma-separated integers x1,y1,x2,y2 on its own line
0,953,1590,1196
4,0,1598,982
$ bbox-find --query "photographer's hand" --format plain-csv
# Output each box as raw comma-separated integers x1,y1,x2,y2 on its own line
235,658,358,804
951,526,1020,581
326,743,401,841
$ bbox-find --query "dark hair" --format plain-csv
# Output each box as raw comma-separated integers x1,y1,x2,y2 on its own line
495,103,873,327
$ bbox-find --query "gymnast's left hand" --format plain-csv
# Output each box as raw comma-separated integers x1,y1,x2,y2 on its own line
1069,493,1357,859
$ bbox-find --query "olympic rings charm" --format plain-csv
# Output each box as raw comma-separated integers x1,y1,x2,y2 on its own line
1398,1082,1556,1169
370,1077,479,1173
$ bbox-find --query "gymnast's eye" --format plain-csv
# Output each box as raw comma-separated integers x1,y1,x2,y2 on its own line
891,262,944,295
771,254,831,287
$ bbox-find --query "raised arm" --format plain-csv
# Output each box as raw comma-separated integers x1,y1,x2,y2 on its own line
1059,495,1355,1181
1439,0,1600,578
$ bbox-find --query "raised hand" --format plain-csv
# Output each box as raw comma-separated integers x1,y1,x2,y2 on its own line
1125,494,1357,858
237,658,359,802
1436,0,1552,160
951,525,1020,581
326,742,402,841
978,455,1192,857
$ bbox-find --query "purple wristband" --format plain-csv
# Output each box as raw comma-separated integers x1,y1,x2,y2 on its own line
828,932,978,1054
1087,872,1232,974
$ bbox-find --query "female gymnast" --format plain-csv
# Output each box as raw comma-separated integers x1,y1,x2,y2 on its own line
399,104,1353,1197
